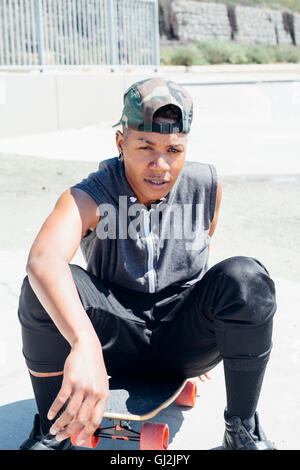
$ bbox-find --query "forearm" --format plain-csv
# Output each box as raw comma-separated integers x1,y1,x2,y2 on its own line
26,255,100,348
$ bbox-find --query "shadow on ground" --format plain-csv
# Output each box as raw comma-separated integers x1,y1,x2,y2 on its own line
0,399,185,451
0,399,37,450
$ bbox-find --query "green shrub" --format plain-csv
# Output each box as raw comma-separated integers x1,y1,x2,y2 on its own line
196,40,228,64
245,45,277,64
160,40,300,66
274,44,300,63
160,45,208,66
160,48,175,66
228,49,249,64
196,40,250,64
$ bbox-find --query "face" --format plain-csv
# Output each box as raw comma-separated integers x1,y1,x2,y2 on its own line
115,124,187,208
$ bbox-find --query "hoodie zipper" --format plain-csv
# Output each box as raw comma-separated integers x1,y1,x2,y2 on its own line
143,209,156,293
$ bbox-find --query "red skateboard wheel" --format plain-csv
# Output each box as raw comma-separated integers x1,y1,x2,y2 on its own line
175,380,197,407
140,422,169,450
70,426,100,449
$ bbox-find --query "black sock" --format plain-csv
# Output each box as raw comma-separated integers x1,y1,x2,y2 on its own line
224,365,266,431
29,372,64,435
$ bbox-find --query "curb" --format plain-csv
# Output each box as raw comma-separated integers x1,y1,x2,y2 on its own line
159,63,300,74
1,63,300,76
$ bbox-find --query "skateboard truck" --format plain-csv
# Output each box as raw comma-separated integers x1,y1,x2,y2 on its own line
95,420,140,442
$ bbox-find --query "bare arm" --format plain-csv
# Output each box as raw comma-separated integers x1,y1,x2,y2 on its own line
26,187,108,445
208,179,222,254
26,187,100,346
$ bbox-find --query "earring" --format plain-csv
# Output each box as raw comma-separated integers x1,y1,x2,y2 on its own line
118,151,123,161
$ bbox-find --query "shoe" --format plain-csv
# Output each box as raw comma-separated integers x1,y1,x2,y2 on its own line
222,409,277,450
19,414,75,450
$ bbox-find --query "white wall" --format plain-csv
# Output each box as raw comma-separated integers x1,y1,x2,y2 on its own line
0,71,157,138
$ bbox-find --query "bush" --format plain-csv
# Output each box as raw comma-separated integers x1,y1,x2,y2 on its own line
160,48,174,66
245,45,277,64
228,49,249,64
160,40,300,66
160,45,208,66
195,40,224,64
274,44,300,63
196,40,250,64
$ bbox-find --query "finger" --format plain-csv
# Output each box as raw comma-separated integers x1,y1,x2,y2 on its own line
74,397,107,446
54,416,84,443
49,390,84,436
55,393,95,442
47,382,72,422
56,397,95,441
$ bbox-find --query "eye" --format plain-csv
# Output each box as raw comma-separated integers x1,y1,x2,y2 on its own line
139,146,153,150
168,148,180,153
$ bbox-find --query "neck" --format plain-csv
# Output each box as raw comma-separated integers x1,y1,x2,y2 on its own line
143,199,160,210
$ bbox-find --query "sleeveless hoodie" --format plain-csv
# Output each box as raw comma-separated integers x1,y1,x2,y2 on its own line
72,157,218,293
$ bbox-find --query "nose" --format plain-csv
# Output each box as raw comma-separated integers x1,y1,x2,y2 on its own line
149,153,170,171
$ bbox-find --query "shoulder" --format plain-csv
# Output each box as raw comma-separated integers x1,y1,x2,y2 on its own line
98,156,119,171
71,157,120,205
82,157,119,183
179,161,218,196
181,161,217,183
178,161,219,222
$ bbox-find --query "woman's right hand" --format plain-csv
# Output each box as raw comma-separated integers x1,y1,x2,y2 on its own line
47,334,109,446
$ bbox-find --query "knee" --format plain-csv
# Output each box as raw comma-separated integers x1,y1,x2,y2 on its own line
219,256,273,289
215,256,277,323
219,255,269,280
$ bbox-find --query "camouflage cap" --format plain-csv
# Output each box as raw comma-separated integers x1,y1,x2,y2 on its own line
113,77,193,134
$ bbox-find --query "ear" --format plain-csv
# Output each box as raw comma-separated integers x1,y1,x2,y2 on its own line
115,130,124,154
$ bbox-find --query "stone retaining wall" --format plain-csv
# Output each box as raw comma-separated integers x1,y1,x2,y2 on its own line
234,6,293,45
294,13,300,45
159,0,300,46
171,1,231,42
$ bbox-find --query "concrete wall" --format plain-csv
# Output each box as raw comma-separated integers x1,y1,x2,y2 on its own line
0,74,58,137
1,65,300,138
0,72,126,138
161,0,300,46
1,70,183,138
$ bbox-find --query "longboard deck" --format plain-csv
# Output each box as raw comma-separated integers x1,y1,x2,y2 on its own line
104,377,187,421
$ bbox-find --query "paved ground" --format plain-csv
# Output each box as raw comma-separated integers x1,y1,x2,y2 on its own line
0,69,299,450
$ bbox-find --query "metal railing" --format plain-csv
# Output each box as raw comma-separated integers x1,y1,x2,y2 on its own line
0,0,160,69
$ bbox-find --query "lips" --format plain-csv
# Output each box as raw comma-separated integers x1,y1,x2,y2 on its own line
144,178,170,185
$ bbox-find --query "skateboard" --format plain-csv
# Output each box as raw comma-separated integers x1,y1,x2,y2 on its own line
71,375,201,450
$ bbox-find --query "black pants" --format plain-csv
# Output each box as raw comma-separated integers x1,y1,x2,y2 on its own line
18,256,276,379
